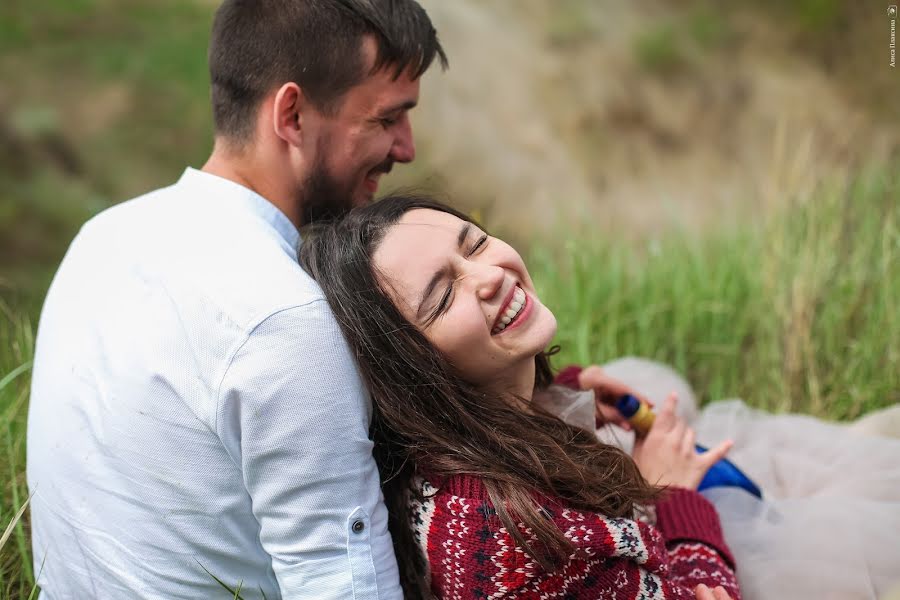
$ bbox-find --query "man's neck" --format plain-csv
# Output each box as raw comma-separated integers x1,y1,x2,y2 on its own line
202,142,302,228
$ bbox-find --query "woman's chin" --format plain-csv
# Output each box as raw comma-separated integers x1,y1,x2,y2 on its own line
538,309,558,349
522,304,557,355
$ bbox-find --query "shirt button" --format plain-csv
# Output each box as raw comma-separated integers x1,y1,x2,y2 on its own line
352,519,365,534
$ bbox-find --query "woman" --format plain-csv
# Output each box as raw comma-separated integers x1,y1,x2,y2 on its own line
301,195,740,599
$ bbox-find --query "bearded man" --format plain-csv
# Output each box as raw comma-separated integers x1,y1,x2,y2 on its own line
26,1,446,598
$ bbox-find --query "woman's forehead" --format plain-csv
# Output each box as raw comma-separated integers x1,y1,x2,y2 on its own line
398,208,463,231
384,209,465,251
373,210,464,299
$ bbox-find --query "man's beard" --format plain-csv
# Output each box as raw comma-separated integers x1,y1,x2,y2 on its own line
300,155,356,225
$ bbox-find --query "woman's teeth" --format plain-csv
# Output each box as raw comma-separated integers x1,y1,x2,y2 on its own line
493,287,526,334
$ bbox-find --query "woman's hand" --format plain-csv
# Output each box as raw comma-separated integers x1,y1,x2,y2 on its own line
695,583,734,600
577,365,654,431
632,393,733,490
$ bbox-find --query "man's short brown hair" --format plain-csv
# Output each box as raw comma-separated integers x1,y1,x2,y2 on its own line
208,0,447,143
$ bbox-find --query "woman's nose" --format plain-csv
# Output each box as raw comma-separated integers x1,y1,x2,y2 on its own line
470,262,504,301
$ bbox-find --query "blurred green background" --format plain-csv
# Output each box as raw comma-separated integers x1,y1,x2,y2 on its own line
1,0,899,596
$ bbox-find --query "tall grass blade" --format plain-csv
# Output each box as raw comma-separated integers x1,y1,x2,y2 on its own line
196,559,247,600
0,492,33,552
0,362,31,392
25,553,46,600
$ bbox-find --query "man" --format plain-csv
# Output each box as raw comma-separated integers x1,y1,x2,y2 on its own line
26,1,445,598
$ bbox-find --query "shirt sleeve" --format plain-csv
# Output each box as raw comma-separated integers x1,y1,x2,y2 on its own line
216,300,401,599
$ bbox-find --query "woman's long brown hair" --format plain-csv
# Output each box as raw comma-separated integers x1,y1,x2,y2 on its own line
300,195,659,598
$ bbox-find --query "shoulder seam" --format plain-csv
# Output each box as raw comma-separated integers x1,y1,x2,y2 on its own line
213,297,333,467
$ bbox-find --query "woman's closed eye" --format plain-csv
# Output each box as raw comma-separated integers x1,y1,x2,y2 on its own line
468,234,488,257
426,234,490,324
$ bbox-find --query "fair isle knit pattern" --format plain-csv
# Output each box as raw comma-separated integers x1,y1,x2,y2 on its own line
409,474,740,599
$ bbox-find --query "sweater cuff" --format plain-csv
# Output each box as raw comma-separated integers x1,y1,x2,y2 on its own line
654,487,736,569
554,365,584,390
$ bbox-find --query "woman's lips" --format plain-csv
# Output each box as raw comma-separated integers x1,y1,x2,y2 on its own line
491,285,531,335
500,291,532,334
492,285,519,330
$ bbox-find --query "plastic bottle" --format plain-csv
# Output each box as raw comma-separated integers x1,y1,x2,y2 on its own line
615,394,762,498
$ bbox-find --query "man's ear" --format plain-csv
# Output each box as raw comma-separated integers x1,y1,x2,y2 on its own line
272,82,305,148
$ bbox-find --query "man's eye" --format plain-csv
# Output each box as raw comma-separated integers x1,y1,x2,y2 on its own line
380,116,399,128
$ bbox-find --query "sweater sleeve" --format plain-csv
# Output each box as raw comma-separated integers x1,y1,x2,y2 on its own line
655,489,741,599
522,497,740,600
655,488,735,567
554,364,584,390
418,475,740,599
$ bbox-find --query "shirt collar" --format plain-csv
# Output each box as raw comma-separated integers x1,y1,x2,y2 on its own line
177,167,301,255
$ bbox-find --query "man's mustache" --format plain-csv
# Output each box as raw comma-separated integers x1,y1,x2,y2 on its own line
370,160,394,176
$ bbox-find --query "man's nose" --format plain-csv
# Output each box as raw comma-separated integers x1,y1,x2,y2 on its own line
389,115,415,163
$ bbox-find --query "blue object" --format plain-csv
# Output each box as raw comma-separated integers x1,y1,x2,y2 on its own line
694,445,762,498
616,394,762,498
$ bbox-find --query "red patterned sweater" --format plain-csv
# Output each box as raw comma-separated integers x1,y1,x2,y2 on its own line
408,475,740,599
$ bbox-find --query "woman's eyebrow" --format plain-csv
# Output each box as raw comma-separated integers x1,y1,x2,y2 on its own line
457,223,471,247
416,223,472,320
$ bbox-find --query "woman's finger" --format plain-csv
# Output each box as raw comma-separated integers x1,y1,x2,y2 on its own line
712,586,733,600
681,426,696,456
669,417,686,445
695,584,733,600
596,403,631,430
654,392,678,430
699,439,734,469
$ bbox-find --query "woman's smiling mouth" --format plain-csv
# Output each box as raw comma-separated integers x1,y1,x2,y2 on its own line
491,285,528,335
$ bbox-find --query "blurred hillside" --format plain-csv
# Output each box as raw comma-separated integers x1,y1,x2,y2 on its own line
399,0,899,237
1,0,898,313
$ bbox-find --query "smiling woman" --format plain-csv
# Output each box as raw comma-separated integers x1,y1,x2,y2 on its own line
299,195,740,600
371,207,558,396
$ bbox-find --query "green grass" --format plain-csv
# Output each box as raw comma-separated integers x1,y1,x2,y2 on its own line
531,166,899,419
0,303,36,599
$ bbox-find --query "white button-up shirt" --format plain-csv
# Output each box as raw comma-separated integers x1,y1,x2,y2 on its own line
26,168,401,599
